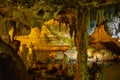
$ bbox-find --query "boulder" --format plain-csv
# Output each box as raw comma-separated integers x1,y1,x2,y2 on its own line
0,38,31,80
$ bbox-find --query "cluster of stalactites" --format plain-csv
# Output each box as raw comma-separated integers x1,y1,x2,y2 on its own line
55,8,77,38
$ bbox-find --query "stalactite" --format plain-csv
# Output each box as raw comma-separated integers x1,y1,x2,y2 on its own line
101,9,105,24
90,7,97,20
74,9,83,47
59,21,61,32
69,24,73,38
73,9,77,46
65,23,67,30
96,8,99,26
69,15,76,38
96,8,105,26
99,9,101,25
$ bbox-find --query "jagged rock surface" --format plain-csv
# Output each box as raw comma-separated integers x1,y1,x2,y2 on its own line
90,25,120,56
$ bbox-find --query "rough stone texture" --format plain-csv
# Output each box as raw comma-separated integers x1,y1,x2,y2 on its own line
0,38,31,80
90,25,120,46
89,25,120,57
90,25,112,43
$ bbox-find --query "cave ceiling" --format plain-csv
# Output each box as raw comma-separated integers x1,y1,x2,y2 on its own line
0,0,120,36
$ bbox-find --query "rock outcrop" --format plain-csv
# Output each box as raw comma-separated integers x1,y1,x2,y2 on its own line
90,25,112,43
0,38,31,80
89,25,120,57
